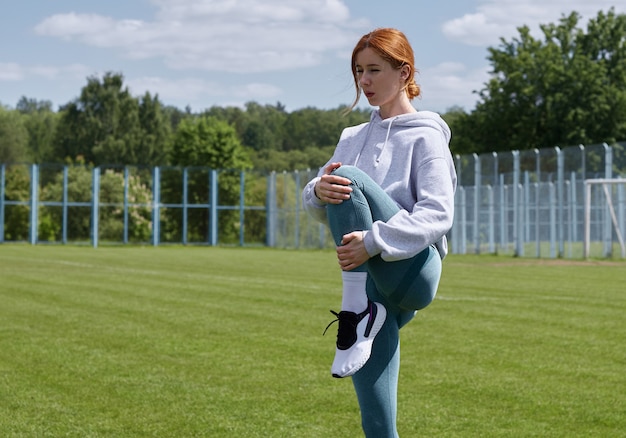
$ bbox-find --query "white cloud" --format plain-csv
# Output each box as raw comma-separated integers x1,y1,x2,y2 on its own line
33,0,368,73
233,83,282,99
0,63,91,82
443,0,626,47
126,77,223,102
126,76,282,108
0,63,23,81
151,0,351,23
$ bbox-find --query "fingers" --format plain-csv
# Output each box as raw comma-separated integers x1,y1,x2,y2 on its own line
340,231,358,245
323,162,342,174
336,232,366,270
316,174,352,204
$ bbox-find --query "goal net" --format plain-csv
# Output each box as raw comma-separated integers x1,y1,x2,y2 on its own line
584,178,626,258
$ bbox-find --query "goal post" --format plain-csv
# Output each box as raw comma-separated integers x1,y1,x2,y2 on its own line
584,178,626,258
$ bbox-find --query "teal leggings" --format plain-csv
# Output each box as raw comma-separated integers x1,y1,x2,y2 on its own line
327,166,442,438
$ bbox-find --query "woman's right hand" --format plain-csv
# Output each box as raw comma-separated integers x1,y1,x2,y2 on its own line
314,162,352,204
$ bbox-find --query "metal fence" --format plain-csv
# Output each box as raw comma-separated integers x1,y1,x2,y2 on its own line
1,142,625,258
452,143,626,259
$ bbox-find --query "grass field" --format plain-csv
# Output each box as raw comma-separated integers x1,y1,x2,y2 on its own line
0,245,624,437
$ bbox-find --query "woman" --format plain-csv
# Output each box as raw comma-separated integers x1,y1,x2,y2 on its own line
302,28,457,436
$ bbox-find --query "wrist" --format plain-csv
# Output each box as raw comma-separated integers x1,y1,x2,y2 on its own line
313,183,321,200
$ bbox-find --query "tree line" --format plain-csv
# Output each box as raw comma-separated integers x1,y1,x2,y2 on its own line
1,9,625,172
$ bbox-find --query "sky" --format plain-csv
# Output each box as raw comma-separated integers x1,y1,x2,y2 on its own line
1,0,624,114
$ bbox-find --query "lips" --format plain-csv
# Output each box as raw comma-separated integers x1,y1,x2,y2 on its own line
364,92,374,98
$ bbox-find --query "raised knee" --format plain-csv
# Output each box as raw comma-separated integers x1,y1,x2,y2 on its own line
331,165,359,179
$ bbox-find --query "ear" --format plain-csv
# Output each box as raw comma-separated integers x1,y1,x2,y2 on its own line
400,65,411,81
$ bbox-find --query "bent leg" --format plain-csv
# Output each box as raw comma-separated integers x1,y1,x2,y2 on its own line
368,245,442,311
327,166,443,311
326,166,400,264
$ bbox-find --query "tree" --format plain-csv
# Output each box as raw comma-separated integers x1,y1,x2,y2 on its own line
167,116,252,243
17,97,59,163
170,116,252,170
452,9,626,154
1,165,31,240
137,92,171,165
52,72,170,165
0,106,29,163
16,97,53,113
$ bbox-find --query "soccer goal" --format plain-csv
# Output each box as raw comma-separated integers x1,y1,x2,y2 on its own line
584,178,626,258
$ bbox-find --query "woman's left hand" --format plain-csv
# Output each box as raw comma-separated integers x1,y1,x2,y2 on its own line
336,231,369,271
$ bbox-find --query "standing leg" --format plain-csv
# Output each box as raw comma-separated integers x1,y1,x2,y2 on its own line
352,277,401,438
325,166,443,437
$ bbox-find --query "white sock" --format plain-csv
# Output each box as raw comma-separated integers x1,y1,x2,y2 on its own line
341,271,368,313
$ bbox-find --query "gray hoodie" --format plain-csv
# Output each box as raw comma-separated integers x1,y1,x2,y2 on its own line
302,109,457,261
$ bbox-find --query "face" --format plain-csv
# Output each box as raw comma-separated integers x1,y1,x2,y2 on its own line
354,47,407,112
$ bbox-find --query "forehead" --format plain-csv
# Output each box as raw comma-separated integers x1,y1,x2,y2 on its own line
355,47,387,66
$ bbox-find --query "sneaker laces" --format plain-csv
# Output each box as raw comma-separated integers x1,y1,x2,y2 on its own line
323,307,369,350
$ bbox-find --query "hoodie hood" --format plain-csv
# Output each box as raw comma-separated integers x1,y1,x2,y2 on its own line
355,109,451,167
370,109,451,142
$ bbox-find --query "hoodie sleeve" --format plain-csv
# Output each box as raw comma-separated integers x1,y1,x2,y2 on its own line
363,131,456,261
302,176,329,225
301,123,365,225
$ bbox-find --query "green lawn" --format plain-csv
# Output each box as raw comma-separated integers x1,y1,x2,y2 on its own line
0,245,624,437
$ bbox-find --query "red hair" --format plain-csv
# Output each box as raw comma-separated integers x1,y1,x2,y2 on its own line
348,28,420,111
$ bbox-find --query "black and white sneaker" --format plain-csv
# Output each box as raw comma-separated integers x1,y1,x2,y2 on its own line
323,301,387,378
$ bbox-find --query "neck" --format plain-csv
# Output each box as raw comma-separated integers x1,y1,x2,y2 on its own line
378,96,416,119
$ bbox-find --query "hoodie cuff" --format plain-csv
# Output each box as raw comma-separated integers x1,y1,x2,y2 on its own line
304,177,326,207
363,230,381,257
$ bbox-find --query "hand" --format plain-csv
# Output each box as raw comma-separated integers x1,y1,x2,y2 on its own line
314,162,352,204
336,231,369,271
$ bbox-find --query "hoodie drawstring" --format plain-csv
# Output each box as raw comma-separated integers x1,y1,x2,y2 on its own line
376,117,397,166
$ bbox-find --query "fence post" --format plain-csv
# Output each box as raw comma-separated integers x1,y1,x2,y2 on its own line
0,164,5,243
473,153,480,254
91,167,100,248
123,167,129,244
534,182,540,257
29,164,39,245
183,167,188,245
534,149,540,257
619,182,625,258
499,174,506,252
584,180,591,258
524,171,530,245
62,166,68,244
487,185,494,253
569,172,577,258
603,144,613,257
266,171,276,247
239,170,245,246
209,169,217,246
513,151,522,256
294,170,300,249
556,147,564,257
152,166,161,246
549,182,556,258
459,186,467,254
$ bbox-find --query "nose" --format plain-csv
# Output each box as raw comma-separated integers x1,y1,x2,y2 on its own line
359,73,370,87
